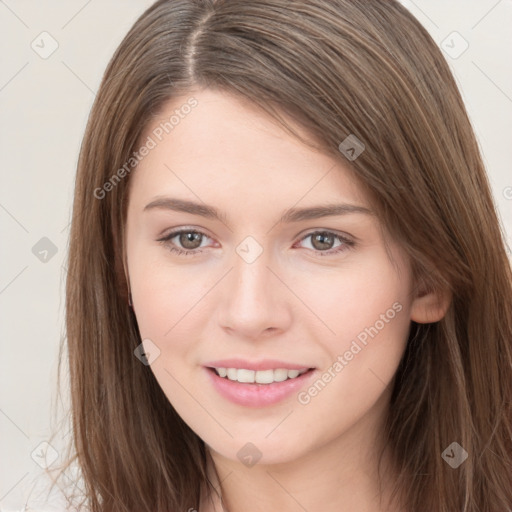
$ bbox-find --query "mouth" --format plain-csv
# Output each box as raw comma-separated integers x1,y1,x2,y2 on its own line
204,365,317,407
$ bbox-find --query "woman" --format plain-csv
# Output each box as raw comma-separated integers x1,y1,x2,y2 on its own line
30,0,512,510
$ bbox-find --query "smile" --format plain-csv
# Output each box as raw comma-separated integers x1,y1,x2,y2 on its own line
205,366,316,407
213,367,310,384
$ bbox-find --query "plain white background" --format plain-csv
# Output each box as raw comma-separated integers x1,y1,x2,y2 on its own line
1,0,511,509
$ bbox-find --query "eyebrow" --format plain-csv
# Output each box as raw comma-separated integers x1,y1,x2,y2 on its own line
143,197,373,224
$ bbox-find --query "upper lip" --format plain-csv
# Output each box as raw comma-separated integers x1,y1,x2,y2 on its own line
204,358,315,371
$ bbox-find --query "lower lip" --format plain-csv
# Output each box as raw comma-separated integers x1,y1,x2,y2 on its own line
205,367,316,407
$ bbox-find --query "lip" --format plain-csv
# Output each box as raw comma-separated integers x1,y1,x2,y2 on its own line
204,366,317,407
204,358,313,371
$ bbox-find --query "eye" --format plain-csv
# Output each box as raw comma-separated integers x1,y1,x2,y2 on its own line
295,230,355,256
157,228,214,256
157,228,355,257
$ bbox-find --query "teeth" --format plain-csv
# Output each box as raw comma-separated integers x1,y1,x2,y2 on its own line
237,369,255,383
256,369,278,384
214,367,308,384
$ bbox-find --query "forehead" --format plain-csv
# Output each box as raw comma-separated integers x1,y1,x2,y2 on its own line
129,89,370,211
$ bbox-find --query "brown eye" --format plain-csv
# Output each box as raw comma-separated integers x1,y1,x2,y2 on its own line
157,229,213,256
178,231,203,249
296,230,355,257
310,232,335,250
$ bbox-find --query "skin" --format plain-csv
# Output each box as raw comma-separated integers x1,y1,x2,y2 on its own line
124,88,450,512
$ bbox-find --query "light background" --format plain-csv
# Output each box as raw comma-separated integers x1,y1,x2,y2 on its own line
1,0,511,509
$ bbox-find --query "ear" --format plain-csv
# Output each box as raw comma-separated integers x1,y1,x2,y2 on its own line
410,281,452,324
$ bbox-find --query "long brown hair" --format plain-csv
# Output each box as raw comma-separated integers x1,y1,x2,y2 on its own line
55,0,512,510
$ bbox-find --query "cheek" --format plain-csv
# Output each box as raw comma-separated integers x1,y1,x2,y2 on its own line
296,250,411,344
295,254,411,420
128,252,213,411
129,245,214,342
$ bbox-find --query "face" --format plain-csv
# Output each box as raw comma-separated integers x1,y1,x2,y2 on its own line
125,88,416,466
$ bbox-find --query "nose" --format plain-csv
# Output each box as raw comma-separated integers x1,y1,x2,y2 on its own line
216,246,293,340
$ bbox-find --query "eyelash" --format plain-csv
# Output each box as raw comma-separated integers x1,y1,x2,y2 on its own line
157,228,355,257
